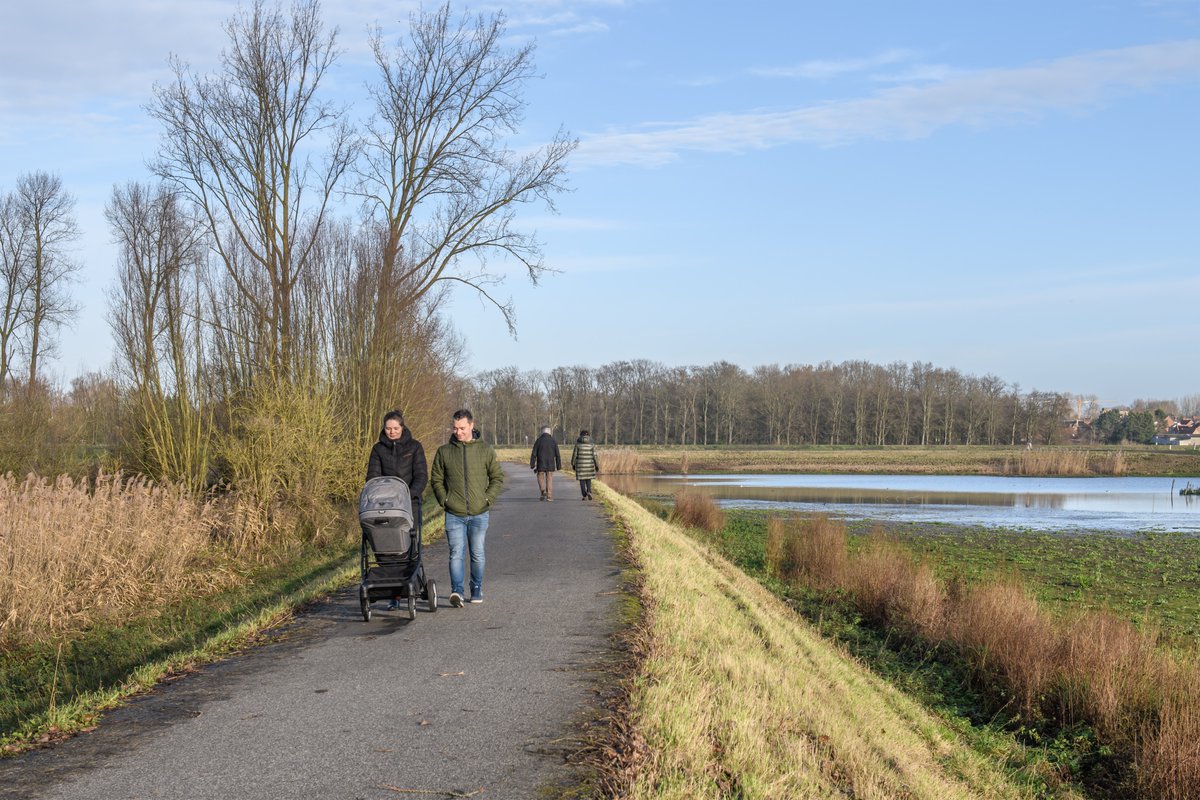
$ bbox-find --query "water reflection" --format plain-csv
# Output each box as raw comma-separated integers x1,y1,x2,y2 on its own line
603,474,1200,533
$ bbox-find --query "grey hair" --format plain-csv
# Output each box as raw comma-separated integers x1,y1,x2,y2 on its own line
541,426,552,434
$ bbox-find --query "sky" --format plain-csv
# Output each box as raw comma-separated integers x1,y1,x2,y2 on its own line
1,1,1198,408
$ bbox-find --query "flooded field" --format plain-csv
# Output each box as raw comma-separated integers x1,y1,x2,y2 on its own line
603,473,1200,533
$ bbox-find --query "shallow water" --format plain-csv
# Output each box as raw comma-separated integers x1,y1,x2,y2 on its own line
603,473,1200,533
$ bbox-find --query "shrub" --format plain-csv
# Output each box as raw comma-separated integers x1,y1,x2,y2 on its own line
1057,609,1162,742
1137,663,1200,800
945,578,1056,714
669,490,725,532
764,514,849,592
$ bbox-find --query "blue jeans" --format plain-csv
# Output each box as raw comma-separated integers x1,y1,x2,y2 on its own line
445,511,488,597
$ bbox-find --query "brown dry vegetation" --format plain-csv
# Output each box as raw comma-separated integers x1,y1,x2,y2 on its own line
0,472,310,646
668,490,725,532
766,515,1200,798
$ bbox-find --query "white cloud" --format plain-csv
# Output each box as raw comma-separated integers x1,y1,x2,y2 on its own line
750,48,919,80
576,40,1200,167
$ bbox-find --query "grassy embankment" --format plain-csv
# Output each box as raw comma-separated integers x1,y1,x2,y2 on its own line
495,444,1200,478
658,498,1200,799
0,473,444,752
596,484,1082,799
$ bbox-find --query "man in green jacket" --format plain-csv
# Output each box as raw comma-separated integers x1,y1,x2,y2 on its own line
430,409,504,607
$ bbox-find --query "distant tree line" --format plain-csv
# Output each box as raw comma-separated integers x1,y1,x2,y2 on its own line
463,360,1190,448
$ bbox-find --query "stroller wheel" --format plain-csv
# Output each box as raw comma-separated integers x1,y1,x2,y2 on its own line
407,593,417,620
360,593,371,622
426,579,438,613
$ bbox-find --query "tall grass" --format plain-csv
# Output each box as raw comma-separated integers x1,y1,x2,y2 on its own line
0,472,294,646
765,514,1200,798
1002,449,1127,476
603,447,645,475
669,490,725,532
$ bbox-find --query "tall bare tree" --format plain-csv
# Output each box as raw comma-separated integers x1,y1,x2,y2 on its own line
357,2,576,335
106,182,211,488
11,172,80,387
0,189,32,391
148,0,353,381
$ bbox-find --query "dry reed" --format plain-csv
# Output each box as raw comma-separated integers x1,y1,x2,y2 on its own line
602,447,645,475
1137,664,1200,800
945,578,1057,713
1002,448,1128,477
669,490,725,532
0,472,286,645
771,515,847,592
1056,609,1162,740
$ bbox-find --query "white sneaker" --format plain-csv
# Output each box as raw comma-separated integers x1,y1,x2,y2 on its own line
449,592,464,608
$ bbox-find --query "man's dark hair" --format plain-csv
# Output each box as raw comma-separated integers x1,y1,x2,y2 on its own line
383,409,404,426
453,409,473,422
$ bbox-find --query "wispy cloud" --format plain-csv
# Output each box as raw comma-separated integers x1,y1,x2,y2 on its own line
750,48,919,80
576,40,1200,167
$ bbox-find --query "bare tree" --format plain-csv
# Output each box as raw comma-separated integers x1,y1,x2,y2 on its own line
0,189,32,390
106,182,212,488
11,172,80,387
148,0,354,381
357,2,576,334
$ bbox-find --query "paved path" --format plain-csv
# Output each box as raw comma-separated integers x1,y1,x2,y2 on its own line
2,465,620,800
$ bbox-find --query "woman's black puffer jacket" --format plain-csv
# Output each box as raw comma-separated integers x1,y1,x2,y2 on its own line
366,427,428,499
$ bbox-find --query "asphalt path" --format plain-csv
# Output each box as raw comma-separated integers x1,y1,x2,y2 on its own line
2,464,621,800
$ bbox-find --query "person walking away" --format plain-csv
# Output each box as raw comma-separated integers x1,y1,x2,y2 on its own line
571,429,600,500
366,409,428,610
530,426,561,501
430,409,503,606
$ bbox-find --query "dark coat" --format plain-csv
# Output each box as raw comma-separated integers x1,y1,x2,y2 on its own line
430,437,504,516
570,435,599,480
366,427,428,499
530,432,562,471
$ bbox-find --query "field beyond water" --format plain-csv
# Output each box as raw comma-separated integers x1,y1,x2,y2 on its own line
499,443,1200,478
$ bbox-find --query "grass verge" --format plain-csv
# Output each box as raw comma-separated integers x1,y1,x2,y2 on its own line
595,484,1078,798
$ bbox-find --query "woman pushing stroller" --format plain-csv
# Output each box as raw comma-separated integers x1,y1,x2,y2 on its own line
366,410,428,609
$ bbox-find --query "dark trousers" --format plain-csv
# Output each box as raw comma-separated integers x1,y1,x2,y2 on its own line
578,479,592,498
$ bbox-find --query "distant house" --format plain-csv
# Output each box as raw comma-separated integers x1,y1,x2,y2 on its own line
1152,433,1199,447
1171,417,1199,436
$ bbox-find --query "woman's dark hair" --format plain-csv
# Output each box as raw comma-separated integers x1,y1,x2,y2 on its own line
383,409,405,426
579,429,589,437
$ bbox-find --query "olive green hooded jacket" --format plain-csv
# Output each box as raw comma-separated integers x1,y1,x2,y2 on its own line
430,437,504,516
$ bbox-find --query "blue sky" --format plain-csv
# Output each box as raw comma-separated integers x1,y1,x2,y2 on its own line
1,1,1197,407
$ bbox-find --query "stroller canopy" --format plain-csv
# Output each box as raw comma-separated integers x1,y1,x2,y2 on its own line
359,476,414,527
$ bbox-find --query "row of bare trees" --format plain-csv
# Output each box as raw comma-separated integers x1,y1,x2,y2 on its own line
0,2,573,529
465,360,1085,448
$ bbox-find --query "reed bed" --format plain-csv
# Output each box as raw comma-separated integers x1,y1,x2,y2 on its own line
601,447,644,475
0,473,280,646
1001,448,1127,476
767,515,1200,799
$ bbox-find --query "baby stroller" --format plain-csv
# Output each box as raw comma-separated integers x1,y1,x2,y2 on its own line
358,476,436,621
